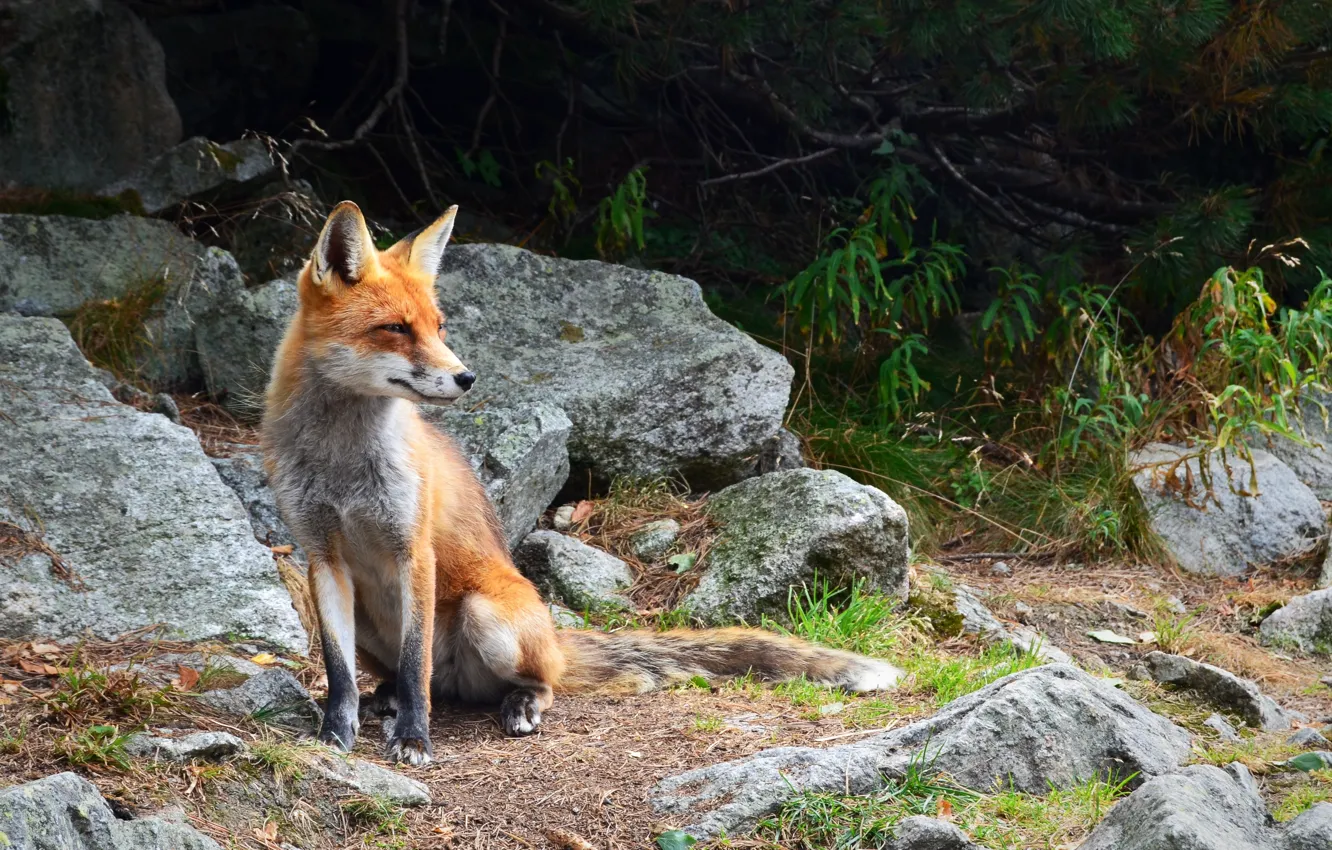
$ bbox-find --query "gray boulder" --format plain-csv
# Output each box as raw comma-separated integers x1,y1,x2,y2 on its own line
0,772,220,850
1259,393,1332,500
1143,650,1293,730
309,752,431,806
1076,764,1332,850
101,136,276,214
1288,728,1330,748
652,664,1191,839
199,668,320,732
887,817,981,850
514,531,635,611
423,401,572,549
1260,588,1332,654
125,730,247,762
435,244,794,485
683,469,909,625
210,448,299,552
0,0,181,191
194,271,298,418
0,214,240,389
1132,443,1325,576
0,316,306,650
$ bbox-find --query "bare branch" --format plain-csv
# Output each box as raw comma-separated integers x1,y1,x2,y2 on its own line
699,148,838,188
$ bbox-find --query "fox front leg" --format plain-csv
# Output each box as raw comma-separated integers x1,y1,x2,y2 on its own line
310,554,360,751
385,546,435,766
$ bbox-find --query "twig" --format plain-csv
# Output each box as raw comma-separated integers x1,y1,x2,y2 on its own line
927,139,1038,237
934,552,1025,561
469,16,508,155
699,147,838,188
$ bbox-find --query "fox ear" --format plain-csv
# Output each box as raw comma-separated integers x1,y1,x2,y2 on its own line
401,205,458,279
312,201,378,287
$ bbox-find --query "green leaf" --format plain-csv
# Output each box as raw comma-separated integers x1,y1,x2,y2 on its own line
1285,752,1332,772
656,830,697,850
668,553,697,574
873,139,896,155
1086,629,1136,645
688,675,709,689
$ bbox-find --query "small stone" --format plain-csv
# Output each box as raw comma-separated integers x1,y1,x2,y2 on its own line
990,561,1012,577
125,731,247,762
553,505,576,531
886,816,981,850
514,531,635,611
1126,664,1152,681
310,752,431,806
1288,727,1331,748
153,392,181,424
1143,651,1293,731
629,519,681,561
1204,714,1242,743
1321,675,1332,688
1164,596,1187,615
549,603,587,629
199,668,321,732
1259,588,1332,655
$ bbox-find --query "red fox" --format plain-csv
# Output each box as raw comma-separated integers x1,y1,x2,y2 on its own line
261,202,904,764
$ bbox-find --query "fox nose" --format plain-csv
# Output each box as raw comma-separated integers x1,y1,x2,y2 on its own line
454,371,476,391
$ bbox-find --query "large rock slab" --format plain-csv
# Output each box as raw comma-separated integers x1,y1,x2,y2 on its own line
1077,764,1332,850
0,214,240,389
198,668,321,732
193,270,297,418
309,752,431,806
422,402,572,549
0,0,182,190
652,664,1191,838
0,316,305,651
683,469,909,625
102,136,277,215
0,772,220,850
1143,650,1292,730
1131,443,1325,576
1260,588,1332,654
435,244,794,486
210,448,299,552
514,531,635,611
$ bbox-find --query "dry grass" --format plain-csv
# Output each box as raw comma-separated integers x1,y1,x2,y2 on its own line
174,395,261,457
566,478,718,613
0,516,83,590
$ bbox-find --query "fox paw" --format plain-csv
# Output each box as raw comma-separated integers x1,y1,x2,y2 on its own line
317,717,359,752
500,689,543,737
360,681,399,719
385,733,433,766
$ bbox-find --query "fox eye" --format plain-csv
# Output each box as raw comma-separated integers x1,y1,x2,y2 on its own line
379,322,410,335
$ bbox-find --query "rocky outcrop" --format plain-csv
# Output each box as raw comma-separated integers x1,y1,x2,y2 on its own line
514,531,635,611
0,772,220,850
652,664,1191,839
683,469,909,625
193,269,296,417
1076,764,1332,850
1131,443,1325,576
1260,588,1332,654
102,136,277,214
210,449,299,552
435,244,794,486
0,316,306,650
1142,651,1293,730
0,0,182,190
1260,393,1332,500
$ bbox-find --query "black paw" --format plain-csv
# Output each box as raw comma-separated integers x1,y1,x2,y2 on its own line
500,689,543,737
359,680,399,719
317,715,359,752
385,709,432,765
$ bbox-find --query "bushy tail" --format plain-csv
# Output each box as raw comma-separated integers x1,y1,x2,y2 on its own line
555,627,903,695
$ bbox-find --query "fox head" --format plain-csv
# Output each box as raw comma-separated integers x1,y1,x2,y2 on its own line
296,201,474,404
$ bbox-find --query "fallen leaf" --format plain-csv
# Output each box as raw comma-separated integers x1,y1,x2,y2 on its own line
627,750,643,758
174,665,200,691
1086,629,1136,645
668,553,697,574
253,821,279,842
0,695,12,706
570,500,593,524
250,653,278,666
17,659,62,676
656,831,697,850
1284,752,1332,772
1,681,21,694
545,827,597,850
270,544,295,555
29,643,61,656
937,798,954,819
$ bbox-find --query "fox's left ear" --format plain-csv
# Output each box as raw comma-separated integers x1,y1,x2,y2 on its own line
397,205,458,279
